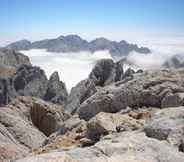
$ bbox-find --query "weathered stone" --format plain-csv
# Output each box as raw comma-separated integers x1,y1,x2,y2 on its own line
161,92,184,108
0,48,31,67
144,107,184,149
0,123,28,162
79,69,184,120
89,59,115,86
13,64,48,98
87,112,143,141
58,115,86,135
0,98,47,150
0,78,17,106
31,98,70,136
16,132,184,162
66,79,97,114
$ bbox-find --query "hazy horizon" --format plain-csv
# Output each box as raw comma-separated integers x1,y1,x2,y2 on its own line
1,0,184,90
1,0,184,46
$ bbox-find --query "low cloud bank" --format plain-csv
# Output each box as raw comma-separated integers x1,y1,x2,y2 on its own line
21,49,112,91
126,39,184,70
21,39,184,91
126,50,175,70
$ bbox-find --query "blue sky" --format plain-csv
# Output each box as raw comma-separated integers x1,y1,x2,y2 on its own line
1,0,184,45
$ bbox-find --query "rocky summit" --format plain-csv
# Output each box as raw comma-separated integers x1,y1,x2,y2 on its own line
0,49,184,162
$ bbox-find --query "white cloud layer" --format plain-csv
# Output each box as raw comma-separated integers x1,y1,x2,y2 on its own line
20,34,184,91
21,49,112,91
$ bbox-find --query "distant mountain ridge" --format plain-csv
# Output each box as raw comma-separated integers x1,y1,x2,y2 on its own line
6,35,150,56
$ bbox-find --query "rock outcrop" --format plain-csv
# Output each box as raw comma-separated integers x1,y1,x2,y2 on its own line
66,59,125,114
13,64,48,98
0,48,31,67
44,71,68,106
89,59,124,86
0,96,70,161
79,69,184,120
66,79,97,114
144,107,184,151
0,64,68,106
31,97,70,136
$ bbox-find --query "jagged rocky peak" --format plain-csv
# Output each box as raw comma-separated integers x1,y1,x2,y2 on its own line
49,71,60,82
0,48,31,67
44,71,68,105
6,34,150,56
0,49,68,106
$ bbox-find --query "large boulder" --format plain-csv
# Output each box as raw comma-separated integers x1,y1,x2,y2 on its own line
44,71,68,106
144,107,184,150
79,69,184,120
31,98,70,136
16,131,184,162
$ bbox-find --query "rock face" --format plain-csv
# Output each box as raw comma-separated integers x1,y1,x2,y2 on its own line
89,59,124,86
6,35,150,56
44,72,68,105
13,64,48,98
0,77,18,106
0,96,70,161
89,59,115,86
0,48,31,67
0,97,47,155
0,64,68,106
16,132,184,162
144,107,184,150
79,69,184,120
66,59,125,114
31,98,70,136
66,79,97,114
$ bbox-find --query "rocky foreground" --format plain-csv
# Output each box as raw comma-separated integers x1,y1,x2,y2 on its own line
0,48,184,162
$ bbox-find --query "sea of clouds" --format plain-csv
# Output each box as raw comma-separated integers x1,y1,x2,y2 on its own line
21,36,184,91
21,49,112,91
